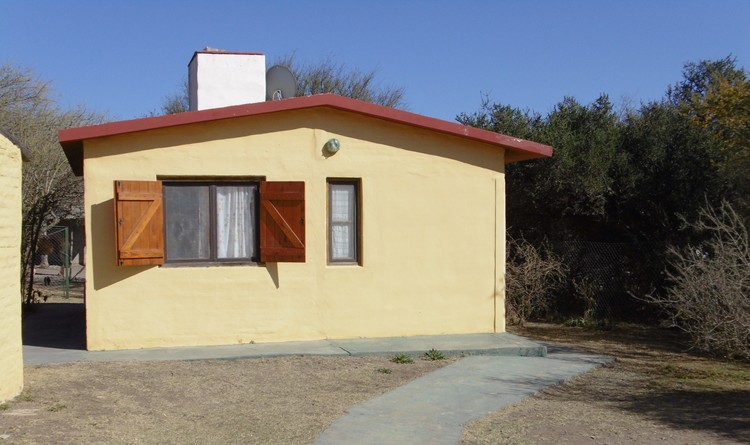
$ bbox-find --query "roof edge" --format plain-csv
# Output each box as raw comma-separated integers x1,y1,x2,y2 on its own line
59,94,553,176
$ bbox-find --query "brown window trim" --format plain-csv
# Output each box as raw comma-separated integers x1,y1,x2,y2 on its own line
327,178,362,266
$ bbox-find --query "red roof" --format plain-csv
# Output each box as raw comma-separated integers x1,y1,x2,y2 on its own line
59,94,553,176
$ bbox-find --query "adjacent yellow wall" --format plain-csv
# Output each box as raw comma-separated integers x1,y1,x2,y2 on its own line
83,108,506,350
0,133,24,400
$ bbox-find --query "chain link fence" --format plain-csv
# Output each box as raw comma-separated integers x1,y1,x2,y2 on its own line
549,240,652,323
29,225,85,301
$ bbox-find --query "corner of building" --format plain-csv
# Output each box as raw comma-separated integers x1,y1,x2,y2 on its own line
0,132,25,402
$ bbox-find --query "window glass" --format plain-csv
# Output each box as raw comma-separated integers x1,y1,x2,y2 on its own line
164,181,258,263
216,185,257,259
331,185,355,222
331,224,353,259
164,185,210,260
329,183,357,262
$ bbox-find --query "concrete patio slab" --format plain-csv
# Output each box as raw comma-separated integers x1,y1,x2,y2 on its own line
23,333,546,365
22,304,546,364
334,332,546,357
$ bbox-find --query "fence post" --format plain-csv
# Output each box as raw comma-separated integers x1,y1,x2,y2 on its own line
64,226,70,300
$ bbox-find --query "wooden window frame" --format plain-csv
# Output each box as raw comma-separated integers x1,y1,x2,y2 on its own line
327,178,362,265
162,180,260,266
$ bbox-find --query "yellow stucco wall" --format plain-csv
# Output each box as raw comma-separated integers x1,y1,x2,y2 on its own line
0,133,24,401
83,108,506,350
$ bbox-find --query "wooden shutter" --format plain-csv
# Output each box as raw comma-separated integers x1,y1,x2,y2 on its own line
259,181,305,262
114,180,164,266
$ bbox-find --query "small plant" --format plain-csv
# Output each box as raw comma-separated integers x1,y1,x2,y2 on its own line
563,318,588,327
48,403,66,412
562,317,611,329
423,349,446,361
26,289,49,304
376,367,392,374
18,392,32,402
0,402,9,411
390,353,414,364
573,277,599,322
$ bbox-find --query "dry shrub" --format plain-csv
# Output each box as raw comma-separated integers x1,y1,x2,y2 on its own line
505,236,568,326
643,201,750,360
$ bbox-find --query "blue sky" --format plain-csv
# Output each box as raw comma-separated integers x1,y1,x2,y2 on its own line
2,1,749,123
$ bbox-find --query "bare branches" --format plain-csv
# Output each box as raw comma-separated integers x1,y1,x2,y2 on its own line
505,236,568,326
0,65,51,113
274,55,407,109
1,63,105,304
641,201,750,360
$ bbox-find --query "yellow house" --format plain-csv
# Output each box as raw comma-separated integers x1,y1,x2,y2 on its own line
0,128,29,401
59,93,552,351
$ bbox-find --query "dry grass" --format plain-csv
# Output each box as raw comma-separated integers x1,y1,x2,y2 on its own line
0,355,453,444
5,323,749,444
461,323,750,445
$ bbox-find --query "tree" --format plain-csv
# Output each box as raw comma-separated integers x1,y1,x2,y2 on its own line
458,58,746,321
0,64,104,304
457,94,624,241
157,55,407,115
274,55,406,109
671,56,750,217
158,78,189,115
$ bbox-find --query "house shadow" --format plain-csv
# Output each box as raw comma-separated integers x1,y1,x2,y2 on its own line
621,388,750,443
22,303,86,350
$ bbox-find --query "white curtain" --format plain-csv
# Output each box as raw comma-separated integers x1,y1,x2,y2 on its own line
216,186,255,259
330,184,355,260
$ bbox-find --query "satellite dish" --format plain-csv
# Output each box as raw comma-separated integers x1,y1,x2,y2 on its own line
266,65,297,101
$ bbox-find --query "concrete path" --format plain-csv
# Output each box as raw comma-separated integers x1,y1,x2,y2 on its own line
314,349,611,445
22,303,612,445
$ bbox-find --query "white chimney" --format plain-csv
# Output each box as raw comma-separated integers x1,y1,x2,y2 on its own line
188,48,266,111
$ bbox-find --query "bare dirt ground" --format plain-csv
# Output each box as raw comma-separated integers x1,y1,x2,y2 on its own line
0,356,453,444
461,323,750,445
4,322,748,445
24,273,84,306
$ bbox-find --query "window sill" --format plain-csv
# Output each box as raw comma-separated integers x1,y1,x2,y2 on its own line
327,262,362,267
161,261,262,268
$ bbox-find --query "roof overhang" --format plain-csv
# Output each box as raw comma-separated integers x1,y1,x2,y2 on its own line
59,94,553,176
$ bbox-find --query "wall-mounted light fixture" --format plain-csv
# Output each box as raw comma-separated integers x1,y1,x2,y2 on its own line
324,138,340,154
